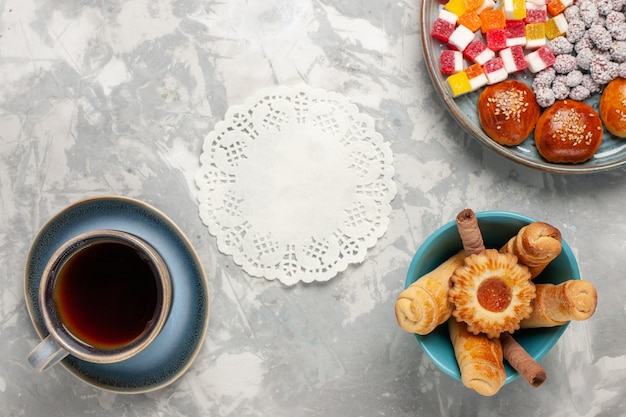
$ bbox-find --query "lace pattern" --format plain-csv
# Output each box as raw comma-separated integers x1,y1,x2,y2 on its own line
196,84,396,285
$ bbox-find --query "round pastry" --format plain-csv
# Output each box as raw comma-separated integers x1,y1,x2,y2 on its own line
534,100,603,164
600,77,626,138
449,249,535,339
477,80,541,146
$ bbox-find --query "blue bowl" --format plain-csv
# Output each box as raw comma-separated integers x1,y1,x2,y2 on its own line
405,211,580,385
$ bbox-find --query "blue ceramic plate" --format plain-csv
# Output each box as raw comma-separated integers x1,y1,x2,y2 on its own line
24,196,210,393
421,0,626,173
405,211,580,384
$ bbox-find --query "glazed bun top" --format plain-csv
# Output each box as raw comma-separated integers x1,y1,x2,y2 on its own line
477,80,541,146
600,77,626,138
533,100,603,164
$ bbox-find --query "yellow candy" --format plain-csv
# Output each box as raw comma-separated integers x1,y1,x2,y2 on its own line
545,14,568,39
447,71,472,97
444,0,468,17
503,0,526,20
525,22,546,48
512,0,526,19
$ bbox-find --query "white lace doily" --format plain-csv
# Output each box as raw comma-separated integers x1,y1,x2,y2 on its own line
195,84,396,285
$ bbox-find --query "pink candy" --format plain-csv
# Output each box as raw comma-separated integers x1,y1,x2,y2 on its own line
463,40,496,65
482,57,509,84
440,50,465,74
525,46,556,72
431,18,456,42
505,20,526,47
485,28,507,51
432,10,458,43
499,45,528,73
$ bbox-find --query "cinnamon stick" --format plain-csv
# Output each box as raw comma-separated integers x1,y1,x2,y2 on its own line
456,208,485,255
500,332,547,387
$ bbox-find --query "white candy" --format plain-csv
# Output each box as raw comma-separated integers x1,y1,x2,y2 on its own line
503,0,525,20
552,14,568,35
507,35,527,47
485,67,508,84
525,49,550,72
475,49,496,65
500,47,526,73
438,9,458,25
448,25,475,52
526,34,547,49
449,50,466,73
469,73,489,90
525,2,547,11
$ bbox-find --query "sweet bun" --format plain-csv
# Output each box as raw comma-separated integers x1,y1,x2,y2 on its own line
599,77,626,138
534,100,603,164
477,80,541,146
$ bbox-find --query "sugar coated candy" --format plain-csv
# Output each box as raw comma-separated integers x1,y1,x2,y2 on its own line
440,50,466,74
481,9,506,33
458,9,482,32
486,28,508,51
525,22,546,48
464,40,496,65
545,14,568,40
524,7,547,24
464,0,484,10
465,64,489,90
432,9,458,42
432,19,455,42
505,20,527,47
525,45,556,72
475,0,496,14
449,24,476,51
500,45,528,72
447,71,473,96
445,0,469,16
546,0,566,17
483,57,509,84
503,0,526,20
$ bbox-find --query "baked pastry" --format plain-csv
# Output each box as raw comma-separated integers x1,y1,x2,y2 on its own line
449,249,535,338
599,77,626,138
477,80,541,146
448,318,506,396
534,100,603,164
395,252,465,335
500,222,562,279
520,280,597,328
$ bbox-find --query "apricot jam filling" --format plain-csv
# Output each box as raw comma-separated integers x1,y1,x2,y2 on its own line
477,277,512,312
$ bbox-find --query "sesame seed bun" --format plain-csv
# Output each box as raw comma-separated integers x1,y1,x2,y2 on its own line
599,77,626,138
477,80,541,146
534,100,603,164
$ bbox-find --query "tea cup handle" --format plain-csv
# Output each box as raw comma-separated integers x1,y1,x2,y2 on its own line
28,335,69,372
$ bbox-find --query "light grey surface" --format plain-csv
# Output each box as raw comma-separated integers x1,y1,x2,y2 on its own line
1,1,625,416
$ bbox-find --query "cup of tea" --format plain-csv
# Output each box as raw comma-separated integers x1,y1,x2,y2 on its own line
27,229,171,372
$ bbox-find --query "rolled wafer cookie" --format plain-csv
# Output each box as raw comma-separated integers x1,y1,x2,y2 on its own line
500,222,562,279
448,318,506,397
395,252,465,335
520,280,597,328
